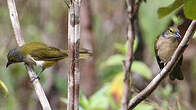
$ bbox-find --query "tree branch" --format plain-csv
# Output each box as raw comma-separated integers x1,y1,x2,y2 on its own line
67,0,82,110
121,0,142,110
7,0,51,110
67,6,75,110
64,0,72,8
128,20,196,110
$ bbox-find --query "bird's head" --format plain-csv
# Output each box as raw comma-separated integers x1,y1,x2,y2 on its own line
6,48,23,68
163,26,181,40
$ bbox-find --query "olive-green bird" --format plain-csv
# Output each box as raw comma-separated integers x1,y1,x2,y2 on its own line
6,42,92,80
155,26,184,80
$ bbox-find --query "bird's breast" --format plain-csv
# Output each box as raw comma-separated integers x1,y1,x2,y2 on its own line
156,37,179,62
35,60,45,67
34,60,57,69
42,61,57,68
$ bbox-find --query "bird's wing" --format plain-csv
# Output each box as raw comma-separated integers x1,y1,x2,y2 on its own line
20,42,48,55
30,47,68,61
169,56,184,80
154,36,164,69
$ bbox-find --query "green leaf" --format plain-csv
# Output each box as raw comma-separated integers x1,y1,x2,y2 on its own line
124,38,138,53
80,94,89,109
61,98,85,110
161,85,172,98
60,98,68,104
0,80,8,98
131,61,152,79
114,43,126,54
115,38,138,55
193,32,196,39
134,103,154,110
133,37,138,53
184,0,196,19
124,42,128,54
54,75,67,93
100,54,125,81
172,15,184,25
102,54,125,67
158,0,185,19
88,85,110,110
101,65,123,82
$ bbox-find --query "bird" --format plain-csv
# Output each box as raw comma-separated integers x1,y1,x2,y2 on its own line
6,42,92,81
154,26,184,80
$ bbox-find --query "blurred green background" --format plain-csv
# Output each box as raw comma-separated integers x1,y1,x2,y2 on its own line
0,0,196,110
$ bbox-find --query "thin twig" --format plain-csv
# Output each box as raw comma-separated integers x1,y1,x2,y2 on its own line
64,0,72,8
128,20,196,110
7,0,51,110
120,0,142,110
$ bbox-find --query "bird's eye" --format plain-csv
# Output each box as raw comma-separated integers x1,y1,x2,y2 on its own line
169,30,172,33
169,29,173,33
169,27,177,33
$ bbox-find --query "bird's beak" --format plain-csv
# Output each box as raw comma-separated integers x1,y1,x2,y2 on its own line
175,32,181,39
6,62,11,68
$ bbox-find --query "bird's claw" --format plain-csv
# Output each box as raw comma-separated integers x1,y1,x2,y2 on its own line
75,58,79,63
31,75,40,82
72,58,79,63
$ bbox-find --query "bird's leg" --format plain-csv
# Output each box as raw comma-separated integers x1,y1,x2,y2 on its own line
72,57,80,63
36,68,45,79
74,58,80,63
158,70,162,77
31,68,45,82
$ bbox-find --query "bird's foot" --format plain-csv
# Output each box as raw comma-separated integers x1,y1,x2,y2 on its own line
31,75,40,82
158,69,161,74
30,69,44,82
72,58,79,63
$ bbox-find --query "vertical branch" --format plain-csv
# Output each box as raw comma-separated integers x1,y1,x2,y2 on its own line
121,0,135,109
66,0,82,110
121,0,141,110
7,0,51,110
74,1,81,110
67,5,75,110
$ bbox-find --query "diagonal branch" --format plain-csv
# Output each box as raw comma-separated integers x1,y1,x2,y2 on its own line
64,0,72,8
7,0,51,110
128,20,196,110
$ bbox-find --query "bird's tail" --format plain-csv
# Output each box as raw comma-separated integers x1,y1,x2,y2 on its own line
78,49,93,59
169,56,184,80
61,49,93,59
169,66,184,80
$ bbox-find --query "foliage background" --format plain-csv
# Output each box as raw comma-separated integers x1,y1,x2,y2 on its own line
0,0,196,110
